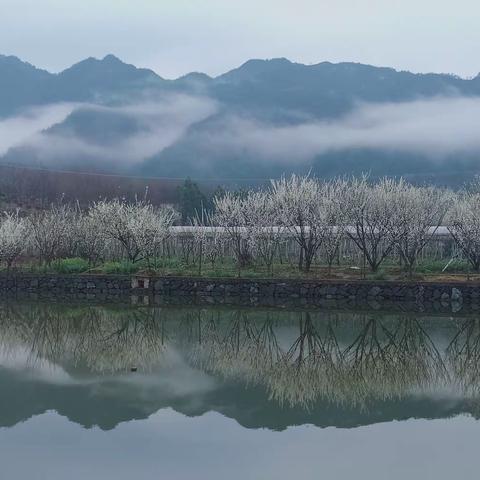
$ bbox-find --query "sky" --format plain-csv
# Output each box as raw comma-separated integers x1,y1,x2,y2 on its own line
0,0,479,79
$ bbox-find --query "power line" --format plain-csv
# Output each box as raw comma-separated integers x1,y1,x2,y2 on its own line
0,162,273,183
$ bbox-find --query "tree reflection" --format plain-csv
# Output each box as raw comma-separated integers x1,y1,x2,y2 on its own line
183,310,452,409
1,303,480,410
337,316,448,408
447,318,480,394
0,304,168,373
187,311,284,387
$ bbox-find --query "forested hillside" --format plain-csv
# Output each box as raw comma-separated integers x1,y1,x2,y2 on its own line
2,53,480,184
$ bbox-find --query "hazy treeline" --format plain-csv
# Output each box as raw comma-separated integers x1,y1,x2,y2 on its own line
1,174,480,275
0,165,260,211
0,165,183,208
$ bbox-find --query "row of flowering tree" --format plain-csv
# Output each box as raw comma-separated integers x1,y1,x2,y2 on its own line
1,175,480,275
212,175,455,275
213,175,480,275
0,200,178,271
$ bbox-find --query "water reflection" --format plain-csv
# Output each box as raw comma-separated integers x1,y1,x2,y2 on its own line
0,302,479,430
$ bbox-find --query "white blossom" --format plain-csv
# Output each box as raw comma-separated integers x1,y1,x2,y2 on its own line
0,212,28,271
213,192,252,268
344,176,406,272
448,186,480,271
396,185,452,275
270,175,324,271
89,199,177,263
245,191,286,274
28,205,74,264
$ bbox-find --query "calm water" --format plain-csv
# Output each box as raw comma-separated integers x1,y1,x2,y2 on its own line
1,302,480,479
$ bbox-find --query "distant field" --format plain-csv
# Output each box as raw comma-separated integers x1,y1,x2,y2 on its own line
0,164,186,207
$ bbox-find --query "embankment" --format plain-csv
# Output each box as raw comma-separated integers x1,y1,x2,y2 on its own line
0,274,479,312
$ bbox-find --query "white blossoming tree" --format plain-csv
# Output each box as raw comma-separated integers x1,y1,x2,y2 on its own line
28,205,74,265
317,179,349,275
213,192,252,269
191,211,224,275
75,212,107,266
448,188,480,271
344,176,406,272
0,212,28,271
244,191,286,275
89,199,177,264
396,185,452,276
270,175,324,272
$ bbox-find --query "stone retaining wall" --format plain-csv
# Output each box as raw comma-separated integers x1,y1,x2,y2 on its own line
0,274,479,310
0,275,132,301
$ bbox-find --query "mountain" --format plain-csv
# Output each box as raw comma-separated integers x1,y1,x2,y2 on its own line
212,58,472,117
0,55,52,116
52,54,163,102
1,54,480,185
0,54,166,116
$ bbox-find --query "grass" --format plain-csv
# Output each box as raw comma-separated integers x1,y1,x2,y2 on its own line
368,269,388,281
5,256,480,282
51,258,90,274
101,260,141,275
21,258,91,274
414,259,472,274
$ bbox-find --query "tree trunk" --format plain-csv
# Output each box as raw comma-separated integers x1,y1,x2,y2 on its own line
298,247,304,271
304,251,314,272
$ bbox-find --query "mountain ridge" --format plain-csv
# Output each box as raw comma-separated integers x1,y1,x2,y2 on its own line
2,53,475,81
2,53,480,184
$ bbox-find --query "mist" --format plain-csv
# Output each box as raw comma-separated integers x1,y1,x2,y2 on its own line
3,95,480,173
0,103,76,156
14,95,217,167
201,96,480,164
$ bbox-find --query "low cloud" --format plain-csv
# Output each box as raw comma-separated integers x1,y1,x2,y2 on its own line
3,95,480,171
2,94,218,167
0,103,76,156
201,96,480,163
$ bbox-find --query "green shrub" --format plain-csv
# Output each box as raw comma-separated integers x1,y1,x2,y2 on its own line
52,258,90,274
101,260,140,275
416,259,471,274
369,269,387,281
152,257,186,269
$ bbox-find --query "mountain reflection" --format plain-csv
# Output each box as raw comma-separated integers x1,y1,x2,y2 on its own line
0,302,480,430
